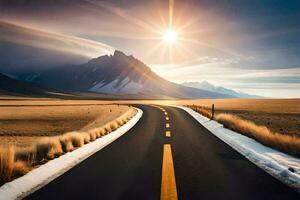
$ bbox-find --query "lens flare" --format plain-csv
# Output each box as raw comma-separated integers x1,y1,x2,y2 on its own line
163,29,177,43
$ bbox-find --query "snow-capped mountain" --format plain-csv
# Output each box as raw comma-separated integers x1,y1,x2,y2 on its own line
181,81,261,98
23,50,233,99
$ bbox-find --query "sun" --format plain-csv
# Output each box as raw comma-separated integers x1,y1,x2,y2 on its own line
163,29,178,44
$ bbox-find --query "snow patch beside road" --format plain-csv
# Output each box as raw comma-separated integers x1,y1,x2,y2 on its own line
178,106,300,192
0,108,143,200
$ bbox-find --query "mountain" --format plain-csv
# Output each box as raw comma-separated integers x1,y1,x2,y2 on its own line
181,81,261,98
0,72,52,96
23,50,233,99
0,21,113,76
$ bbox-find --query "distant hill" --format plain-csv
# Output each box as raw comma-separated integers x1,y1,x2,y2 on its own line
181,81,261,98
21,50,234,99
0,72,50,96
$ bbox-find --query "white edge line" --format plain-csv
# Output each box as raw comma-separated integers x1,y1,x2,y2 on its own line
174,105,300,192
0,108,143,200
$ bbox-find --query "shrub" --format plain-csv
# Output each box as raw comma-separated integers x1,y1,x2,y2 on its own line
216,114,300,156
82,133,91,144
94,129,101,138
15,147,35,163
12,161,30,177
59,136,74,153
89,131,97,141
66,132,84,148
116,119,124,126
35,138,63,160
0,146,15,184
188,105,212,119
104,125,112,133
110,122,119,131
99,128,106,137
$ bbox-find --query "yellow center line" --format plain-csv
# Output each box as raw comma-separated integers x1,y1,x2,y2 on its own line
161,144,178,200
166,116,169,121
166,123,170,128
166,131,171,137
164,112,168,116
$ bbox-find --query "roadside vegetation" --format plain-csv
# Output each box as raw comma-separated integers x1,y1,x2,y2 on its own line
179,99,300,137
187,105,300,157
0,108,137,185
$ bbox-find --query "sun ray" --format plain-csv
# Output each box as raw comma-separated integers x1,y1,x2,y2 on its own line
178,37,240,58
177,12,209,33
175,42,204,61
169,0,174,28
159,45,169,62
85,0,160,35
144,41,165,58
158,6,168,30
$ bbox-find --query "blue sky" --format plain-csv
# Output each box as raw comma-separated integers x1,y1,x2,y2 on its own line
0,0,299,97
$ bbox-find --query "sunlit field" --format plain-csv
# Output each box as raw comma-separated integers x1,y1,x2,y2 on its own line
0,101,137,185
0,97,299,192
1,97,298,137
183,99,300,157
176,99,300,137
0,104,131,147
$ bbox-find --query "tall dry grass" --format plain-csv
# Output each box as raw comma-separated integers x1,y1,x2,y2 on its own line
216,114,300,156
0,146,15,184
0,108,137,185
0,146,30,185
187,105,212,119
188,104,300,157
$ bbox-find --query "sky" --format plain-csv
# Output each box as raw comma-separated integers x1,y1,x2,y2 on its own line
0,0,299,98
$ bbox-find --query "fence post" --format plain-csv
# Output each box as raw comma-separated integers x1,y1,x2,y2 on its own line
211,104,215,120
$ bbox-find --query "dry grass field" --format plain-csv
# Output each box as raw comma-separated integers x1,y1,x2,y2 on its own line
0,100,137,185
175,99,300,137
0,97,299,184
184,99,300,157
0,104,131,147
0,98,298,137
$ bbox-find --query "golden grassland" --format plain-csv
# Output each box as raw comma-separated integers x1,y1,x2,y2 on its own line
1,97,298,112
0,105,130,147
187,104,300,157
0,97,299,182
216,114,300,156
0,97,298,136
176,98,300,113
180,99,300,137
0,103,136,185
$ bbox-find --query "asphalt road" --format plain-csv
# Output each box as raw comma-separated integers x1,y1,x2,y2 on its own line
25,105,299,200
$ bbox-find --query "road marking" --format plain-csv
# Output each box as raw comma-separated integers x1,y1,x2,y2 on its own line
166,116,169,121
164,112,168,116
166,123,170,128
161,144,178,200
166,131,171,137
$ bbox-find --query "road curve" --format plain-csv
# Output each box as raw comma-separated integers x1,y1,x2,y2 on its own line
25,105,299,200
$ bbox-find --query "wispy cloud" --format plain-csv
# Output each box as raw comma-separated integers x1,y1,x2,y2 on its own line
0,0,299,97
0,21,114,58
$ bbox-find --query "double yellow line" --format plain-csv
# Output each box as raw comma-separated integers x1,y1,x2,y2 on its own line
155,105,178,200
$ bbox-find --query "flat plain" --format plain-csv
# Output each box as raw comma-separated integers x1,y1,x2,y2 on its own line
0,102,130,147
0,98,299,141
173,99,300,136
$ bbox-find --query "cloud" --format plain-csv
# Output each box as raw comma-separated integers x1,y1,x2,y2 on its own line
0,0,299,97
0,21,114,58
